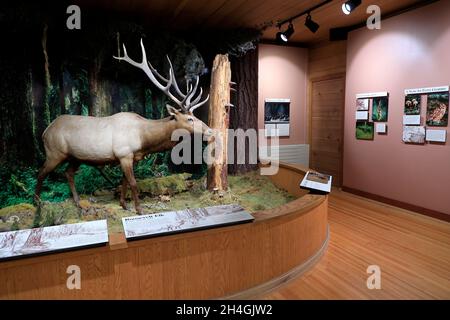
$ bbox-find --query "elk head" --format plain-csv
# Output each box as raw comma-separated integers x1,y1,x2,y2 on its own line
113,39,213,139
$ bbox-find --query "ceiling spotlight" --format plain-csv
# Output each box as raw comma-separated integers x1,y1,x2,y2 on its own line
305,14,319,33
276,22,295,43
342,0,362,15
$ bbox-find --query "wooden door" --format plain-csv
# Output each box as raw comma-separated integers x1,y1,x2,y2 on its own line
309,76,345,186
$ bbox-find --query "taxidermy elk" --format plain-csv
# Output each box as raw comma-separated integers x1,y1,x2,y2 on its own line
35,39,212,214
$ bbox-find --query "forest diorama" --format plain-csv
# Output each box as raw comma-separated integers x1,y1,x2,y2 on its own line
0,2,293,233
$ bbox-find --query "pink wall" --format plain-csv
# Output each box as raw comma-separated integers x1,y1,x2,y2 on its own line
258,44,308,145
344,0,450,214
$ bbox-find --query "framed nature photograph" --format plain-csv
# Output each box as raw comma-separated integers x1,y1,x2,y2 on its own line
356,121,374,140
264,99,290,124
426,92,448,126
356,98,369,111
402,126,425,144
404,94,421,115
372,96,388,122
264,98,290,137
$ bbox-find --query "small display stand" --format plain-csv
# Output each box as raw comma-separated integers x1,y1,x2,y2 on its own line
300,171,333,194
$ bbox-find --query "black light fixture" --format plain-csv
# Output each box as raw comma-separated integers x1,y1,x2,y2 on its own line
305,14,320,33
274,0,331,43
276,22,295,43
342,0,362,15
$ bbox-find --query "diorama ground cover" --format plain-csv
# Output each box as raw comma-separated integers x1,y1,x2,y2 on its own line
0,171,295,234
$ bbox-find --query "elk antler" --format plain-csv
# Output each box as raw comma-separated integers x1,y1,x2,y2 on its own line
114,38,209,113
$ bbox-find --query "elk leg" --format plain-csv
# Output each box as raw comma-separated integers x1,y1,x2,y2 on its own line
120,156,142,214
65,161,81,206
35,158,63,204
120,176,129,210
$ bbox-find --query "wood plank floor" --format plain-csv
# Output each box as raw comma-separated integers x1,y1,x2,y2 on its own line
261,190,450,299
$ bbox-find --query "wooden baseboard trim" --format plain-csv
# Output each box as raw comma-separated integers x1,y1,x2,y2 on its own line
342,186,450,222
218,226,330,300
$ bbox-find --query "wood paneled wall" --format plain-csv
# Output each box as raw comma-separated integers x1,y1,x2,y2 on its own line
308,40,347,80
307,40,347,186
309,78,345,186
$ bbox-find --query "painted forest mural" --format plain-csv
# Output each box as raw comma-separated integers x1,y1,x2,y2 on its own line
0,1,260,213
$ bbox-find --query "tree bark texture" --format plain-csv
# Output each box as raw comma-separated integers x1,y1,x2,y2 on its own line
228,48,259,175
207,54,231,191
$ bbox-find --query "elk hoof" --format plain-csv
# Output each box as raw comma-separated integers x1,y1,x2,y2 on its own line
120,202,128,210
136,207,143,215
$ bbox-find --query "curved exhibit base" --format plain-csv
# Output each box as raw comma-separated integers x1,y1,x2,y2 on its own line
221,226,329,299
0,163,328,299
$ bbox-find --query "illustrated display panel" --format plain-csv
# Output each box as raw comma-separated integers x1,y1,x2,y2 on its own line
122,204,254,240
0,220,108,260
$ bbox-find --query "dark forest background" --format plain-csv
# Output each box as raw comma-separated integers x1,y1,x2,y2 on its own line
0,1,259,208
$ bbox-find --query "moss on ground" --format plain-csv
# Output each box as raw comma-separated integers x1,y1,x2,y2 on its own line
0,171,295,234
0,203,36,232
135,173,192,196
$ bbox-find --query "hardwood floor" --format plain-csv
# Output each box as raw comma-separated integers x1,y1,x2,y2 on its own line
261,190,450,299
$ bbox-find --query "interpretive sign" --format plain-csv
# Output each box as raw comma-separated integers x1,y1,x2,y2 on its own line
0,220,108,260
122,204,254,240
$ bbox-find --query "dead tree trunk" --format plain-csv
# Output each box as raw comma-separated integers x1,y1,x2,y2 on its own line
207,54,231,191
